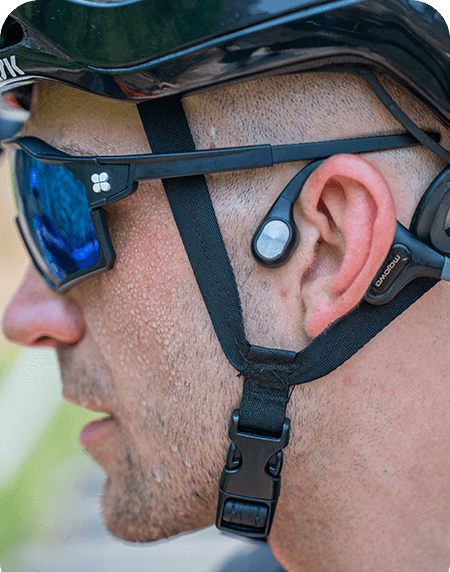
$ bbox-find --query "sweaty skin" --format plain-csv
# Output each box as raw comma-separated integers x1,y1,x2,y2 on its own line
6,83,240,540
3,73,450,571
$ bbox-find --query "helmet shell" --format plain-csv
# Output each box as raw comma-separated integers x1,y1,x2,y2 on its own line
1,0,450,126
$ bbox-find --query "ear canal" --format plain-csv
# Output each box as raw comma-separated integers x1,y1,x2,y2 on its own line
252,160,324,268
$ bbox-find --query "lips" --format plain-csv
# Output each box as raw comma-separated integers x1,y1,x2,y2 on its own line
62,393,116,447
79,415,115,447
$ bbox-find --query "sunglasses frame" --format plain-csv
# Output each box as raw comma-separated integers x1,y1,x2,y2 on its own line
15,206,116,293
3,131,440,293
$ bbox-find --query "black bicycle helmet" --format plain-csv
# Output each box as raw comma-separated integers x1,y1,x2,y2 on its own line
0,1,448,118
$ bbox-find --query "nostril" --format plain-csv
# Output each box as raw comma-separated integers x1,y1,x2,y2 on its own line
35,336,52,345
31,336,64,348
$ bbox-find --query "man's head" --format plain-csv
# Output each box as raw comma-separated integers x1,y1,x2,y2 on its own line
2,1,450,570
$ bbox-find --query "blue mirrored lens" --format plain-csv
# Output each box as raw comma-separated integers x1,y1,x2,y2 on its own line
15,150,100,281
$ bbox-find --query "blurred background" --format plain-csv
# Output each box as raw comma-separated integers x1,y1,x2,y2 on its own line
0,100,257,571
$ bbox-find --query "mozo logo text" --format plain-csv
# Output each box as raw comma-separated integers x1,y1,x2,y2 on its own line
0,56,25,81
375,254,401,288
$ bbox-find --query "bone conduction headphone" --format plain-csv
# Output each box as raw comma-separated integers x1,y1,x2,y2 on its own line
2,0,450,539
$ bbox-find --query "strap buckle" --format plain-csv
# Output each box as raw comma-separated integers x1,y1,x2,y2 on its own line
216,410,290,539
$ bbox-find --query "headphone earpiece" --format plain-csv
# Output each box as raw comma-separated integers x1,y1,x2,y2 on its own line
252,159,450,301
251,196,299,268
251,159,324,268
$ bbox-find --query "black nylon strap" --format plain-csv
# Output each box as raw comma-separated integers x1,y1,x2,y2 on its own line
288,277,438,385
240,346,294,436
138,98,249,372
138,97,291,436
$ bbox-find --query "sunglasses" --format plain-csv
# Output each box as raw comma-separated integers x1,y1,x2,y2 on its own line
3,132,437,293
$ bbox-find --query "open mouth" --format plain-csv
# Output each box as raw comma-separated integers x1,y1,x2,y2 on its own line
62,393,115,447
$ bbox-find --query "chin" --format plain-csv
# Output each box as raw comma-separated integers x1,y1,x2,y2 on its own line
99,476,216,542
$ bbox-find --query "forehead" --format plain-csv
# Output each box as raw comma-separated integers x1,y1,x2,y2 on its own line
25,78,311,154
23,73,396,155
23,81,151,155
183,73,389,148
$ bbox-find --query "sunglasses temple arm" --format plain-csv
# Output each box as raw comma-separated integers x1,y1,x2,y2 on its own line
272,132,439,163
132,145,274,181
131,132,438,182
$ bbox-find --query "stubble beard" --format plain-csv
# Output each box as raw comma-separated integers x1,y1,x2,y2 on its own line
57,345,217,542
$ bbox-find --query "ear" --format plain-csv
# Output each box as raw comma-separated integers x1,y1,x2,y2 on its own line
298,154,396,338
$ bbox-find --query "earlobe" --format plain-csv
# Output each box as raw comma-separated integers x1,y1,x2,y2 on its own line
299,154,396,337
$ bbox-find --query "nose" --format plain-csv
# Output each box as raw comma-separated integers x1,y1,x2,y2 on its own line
2,265,85,347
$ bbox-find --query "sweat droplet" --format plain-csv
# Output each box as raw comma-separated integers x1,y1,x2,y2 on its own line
153,468,162,483
170,443,178,453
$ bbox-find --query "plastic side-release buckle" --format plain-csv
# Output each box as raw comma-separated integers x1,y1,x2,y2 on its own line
216,410,290,539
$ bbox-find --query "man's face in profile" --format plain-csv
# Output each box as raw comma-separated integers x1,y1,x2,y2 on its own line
6,81,245,542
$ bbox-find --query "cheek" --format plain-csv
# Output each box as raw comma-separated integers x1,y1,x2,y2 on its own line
108,183,188,310
70,180,245,477
78,181,195,371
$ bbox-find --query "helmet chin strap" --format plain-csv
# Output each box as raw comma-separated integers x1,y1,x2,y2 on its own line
137,70,445,538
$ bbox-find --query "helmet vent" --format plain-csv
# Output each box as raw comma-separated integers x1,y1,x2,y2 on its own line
0,17,24,50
